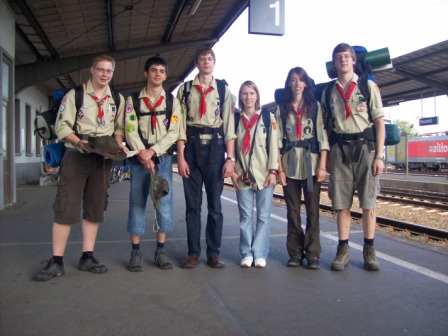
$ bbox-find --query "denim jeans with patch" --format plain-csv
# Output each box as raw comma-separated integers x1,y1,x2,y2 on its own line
127,155,174,236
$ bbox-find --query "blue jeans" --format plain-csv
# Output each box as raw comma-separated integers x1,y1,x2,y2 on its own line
127,156,174,236
236,186,274,260
183,141,225,257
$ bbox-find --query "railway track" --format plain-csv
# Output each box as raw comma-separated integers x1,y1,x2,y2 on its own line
223,181,448,242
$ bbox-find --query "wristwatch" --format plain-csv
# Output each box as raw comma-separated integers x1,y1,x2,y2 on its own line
226,157,236,163
374,154,384,160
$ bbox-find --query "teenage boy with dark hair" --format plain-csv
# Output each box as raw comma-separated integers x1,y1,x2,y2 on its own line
176,47,236,269
322,43,385,271
33,55,126,281
124,56,181,271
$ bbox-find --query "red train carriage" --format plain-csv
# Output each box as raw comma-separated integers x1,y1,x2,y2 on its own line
407,135,448,171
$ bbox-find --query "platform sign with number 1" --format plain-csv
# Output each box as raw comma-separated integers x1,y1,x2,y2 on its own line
249,0,285,36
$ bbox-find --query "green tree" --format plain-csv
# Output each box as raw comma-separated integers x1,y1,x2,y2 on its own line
392,119,418,136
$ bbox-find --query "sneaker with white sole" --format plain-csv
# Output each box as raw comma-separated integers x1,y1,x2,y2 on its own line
240,256,253,268
254,258,266,268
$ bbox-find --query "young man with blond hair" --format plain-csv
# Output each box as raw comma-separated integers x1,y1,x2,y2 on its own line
177,47,236,269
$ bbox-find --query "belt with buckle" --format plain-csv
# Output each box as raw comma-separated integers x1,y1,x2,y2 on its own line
198,138,224,145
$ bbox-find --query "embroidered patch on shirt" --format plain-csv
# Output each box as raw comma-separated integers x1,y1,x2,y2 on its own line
126,124,136,133
214,108,219,117
272,120,277,131
110,104,116,113
126,104,133,113
356,102,367,113
171,115,179,124
59,104,65,112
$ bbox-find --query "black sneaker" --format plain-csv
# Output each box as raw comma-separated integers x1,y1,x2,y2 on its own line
154,249,173,270
306,256,320,270
128,250,143,272
33,258,65,281
78,255,108,274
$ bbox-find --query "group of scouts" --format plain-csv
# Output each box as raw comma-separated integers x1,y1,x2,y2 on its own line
33,42,385,281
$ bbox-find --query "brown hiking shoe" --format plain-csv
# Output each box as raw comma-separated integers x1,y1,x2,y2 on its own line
331,244,350,271
363,244,380,271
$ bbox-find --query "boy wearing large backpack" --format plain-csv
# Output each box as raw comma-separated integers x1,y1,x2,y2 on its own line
176,47,236,269
33,55,126,281
124,56,181,271
321,43,385,271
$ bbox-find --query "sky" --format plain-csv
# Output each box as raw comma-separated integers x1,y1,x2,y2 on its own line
180,0,448,135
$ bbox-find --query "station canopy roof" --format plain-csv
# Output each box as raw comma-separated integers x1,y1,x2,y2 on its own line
9,0,249,96
375,40,448,107
8,1,448,106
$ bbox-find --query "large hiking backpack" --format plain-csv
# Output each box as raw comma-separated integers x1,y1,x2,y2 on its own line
34,86,121,141
129,92,176,155
320,46,400,146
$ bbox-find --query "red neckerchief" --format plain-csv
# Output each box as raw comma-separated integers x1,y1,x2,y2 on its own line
335,81,357,120
194,85,214,119
89,93,108,126
142,96,164,134
292,106,304,139
241,113,259,155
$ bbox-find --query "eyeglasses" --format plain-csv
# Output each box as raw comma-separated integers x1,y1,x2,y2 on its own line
94,67,114,75
335,54,352,62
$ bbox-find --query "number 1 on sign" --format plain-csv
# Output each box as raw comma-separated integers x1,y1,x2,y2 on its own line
269,1,280,26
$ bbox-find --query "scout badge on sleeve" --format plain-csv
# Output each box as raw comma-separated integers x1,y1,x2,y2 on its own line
150,173,169,232
84,136,127,160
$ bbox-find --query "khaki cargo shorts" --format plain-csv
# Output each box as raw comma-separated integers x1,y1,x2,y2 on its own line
328,142,380,210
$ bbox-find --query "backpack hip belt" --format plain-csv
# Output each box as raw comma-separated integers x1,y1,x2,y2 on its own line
330,129,375,163
282,138,315,193
282,138,318,155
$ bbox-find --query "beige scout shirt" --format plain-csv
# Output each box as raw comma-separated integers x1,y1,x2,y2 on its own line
56,80,125,150
234,110,279,190
323,73,384,134
276,102,330,180
176,75,236,143
124,88,181,156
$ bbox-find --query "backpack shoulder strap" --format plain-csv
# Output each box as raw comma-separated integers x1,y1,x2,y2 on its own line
75,85,84,113
262,108,271,130
216,79,226,116
110,87,121,112
357,76,372,122
131,92,141,118
182,80,193,115
165,92,174,130
261,108,271,156
324,80,336,129
73,85,85,134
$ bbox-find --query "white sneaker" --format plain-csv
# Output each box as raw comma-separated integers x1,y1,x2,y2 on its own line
241,256,253,268
254,258,266,268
